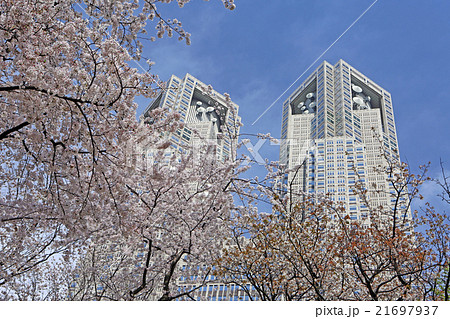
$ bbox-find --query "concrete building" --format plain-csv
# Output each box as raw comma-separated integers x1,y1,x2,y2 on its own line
141,74,243,300
143,73,241,162
279,60,408,220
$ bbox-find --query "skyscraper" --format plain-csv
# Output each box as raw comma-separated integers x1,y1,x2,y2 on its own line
141,73,244,300
280,60,405,220
143,73,240,161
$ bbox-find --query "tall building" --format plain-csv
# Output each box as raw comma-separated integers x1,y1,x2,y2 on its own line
142,74,245,300
143,73,240,161
280,60,406,220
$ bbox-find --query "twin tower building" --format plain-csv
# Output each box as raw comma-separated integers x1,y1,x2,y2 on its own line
145,59,405,219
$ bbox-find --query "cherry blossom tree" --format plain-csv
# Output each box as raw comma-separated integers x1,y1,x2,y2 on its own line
215,150,450,301
63,100,243,300
413,160,450,300
0,0,237,300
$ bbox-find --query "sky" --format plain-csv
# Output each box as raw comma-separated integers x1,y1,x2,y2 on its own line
135,0,450,208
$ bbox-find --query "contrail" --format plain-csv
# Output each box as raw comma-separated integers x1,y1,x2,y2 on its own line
252,0,380,126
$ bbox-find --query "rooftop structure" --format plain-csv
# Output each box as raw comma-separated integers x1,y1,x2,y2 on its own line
143,73,241,162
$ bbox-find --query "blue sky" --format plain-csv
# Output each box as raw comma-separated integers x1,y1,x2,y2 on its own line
136,0,450,207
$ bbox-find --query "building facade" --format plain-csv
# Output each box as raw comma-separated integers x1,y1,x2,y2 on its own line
143,73,240,162
280,60,405,220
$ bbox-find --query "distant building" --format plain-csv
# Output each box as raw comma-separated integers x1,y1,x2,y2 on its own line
279,60,409,220
143,73,240,162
